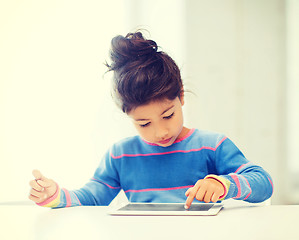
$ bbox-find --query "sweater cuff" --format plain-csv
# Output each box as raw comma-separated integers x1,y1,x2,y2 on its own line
205,175,230,201
36,183,60,208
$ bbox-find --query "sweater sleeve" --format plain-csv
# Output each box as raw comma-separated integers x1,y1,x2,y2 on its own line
38,148,121,208
214,137,274,203
73,147,121,206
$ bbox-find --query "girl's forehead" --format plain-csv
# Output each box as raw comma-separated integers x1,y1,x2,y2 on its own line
129,98,179,118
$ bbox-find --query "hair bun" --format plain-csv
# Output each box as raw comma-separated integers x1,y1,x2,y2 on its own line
108,32,158,70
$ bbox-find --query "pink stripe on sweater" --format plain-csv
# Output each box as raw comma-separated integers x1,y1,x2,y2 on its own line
240,175,252,200
174,128,195,144
91,178,121,189
73,192,82,206
124,185,193,193
268,177,274,194
215,136,227,148
112,136,227,159
235,162,251,173
62,188,71,207
231,174,242,199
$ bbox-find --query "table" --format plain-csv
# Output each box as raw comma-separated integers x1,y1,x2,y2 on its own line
0,202,298,240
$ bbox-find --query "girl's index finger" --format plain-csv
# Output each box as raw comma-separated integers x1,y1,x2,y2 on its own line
185,193,195,209
184,180,203,209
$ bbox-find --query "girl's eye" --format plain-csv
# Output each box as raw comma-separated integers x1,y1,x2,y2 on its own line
140,122,150,128
163,112,174,119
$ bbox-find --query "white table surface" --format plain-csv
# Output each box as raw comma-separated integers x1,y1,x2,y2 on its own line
0,202,298,240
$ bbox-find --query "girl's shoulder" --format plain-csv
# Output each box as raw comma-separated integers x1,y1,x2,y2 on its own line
113,135,142,147
109,135,144,156
187,129,227,148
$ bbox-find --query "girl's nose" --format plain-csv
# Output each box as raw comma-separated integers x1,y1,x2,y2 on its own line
155,126,168,139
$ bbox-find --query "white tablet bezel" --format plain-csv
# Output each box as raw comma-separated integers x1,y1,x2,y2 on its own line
109,202,223,216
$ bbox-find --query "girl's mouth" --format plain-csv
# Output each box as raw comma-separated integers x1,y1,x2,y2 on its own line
158,137,172,145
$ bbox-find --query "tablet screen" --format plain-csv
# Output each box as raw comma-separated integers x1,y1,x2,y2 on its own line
109,203,223,216
118,203,213,211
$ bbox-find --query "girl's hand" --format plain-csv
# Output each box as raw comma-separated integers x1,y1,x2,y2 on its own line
28,170,57,204
184,178,224,209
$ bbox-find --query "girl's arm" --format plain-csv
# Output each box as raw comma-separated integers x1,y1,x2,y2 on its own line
29,149,122,208
184,137,273,208
215,137,274,203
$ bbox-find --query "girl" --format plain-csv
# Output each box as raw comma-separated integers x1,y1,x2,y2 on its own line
29,31,273,209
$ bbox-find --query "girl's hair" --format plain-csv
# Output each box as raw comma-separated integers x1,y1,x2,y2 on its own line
105,31,183,113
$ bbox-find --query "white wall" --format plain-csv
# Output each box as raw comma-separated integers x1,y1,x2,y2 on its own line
124,0,186,70
0,0,130,202
184,0,287,204
286,0,299,204
0,0,186,203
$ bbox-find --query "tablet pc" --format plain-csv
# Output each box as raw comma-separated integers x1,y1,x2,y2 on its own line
109,202,223,216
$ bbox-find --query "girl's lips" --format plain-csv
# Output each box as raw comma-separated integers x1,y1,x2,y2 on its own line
158,137,172,145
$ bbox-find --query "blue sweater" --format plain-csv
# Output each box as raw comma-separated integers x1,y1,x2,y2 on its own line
41,129,273,208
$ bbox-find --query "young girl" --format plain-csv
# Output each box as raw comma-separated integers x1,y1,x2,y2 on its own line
29,31,273,209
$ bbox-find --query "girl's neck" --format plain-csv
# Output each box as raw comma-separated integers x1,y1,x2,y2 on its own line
175,127,191,141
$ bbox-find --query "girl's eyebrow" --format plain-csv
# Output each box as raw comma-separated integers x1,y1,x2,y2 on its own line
161,105,175,115
135,105,175,121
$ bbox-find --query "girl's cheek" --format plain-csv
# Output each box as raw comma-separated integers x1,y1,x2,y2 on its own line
137,127,149,138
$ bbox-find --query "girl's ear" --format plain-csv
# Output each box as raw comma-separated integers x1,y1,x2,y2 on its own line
179,89,185,106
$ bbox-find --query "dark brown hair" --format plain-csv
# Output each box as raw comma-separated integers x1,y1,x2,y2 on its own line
105,31,183,113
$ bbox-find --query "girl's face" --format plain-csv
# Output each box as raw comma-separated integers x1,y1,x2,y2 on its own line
128,96,188,147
